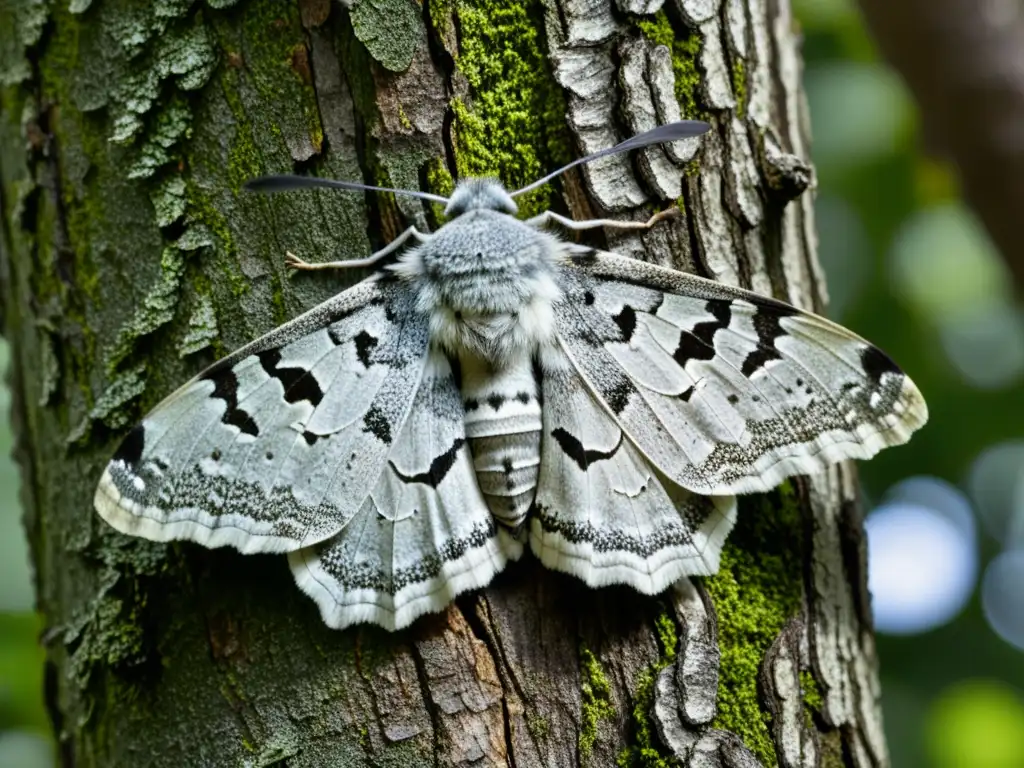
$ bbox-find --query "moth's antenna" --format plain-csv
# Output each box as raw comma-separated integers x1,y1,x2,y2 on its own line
509,120,711,199
245,175,450,205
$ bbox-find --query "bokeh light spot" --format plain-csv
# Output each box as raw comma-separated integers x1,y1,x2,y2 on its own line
968,441,1024,548
805,63,912,170
889,205,1024,388
937,304,1024,390
883,476,976,540
890,204,1011,320
925,680,1024,768
982,550,1024,652
866,500,977,635
0,732,53,768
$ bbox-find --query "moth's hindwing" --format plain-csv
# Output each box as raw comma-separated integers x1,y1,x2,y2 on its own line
532,345,737,593
555,250,928,495
289,351,523,630
94,276,431,554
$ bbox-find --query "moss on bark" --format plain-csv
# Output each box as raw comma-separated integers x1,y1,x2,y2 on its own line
704,483,805,766
448,0,571,216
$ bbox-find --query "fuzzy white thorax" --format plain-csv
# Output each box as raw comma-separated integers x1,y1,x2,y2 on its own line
392,178,565,366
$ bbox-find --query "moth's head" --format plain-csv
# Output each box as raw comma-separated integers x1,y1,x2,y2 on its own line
444,178,518,218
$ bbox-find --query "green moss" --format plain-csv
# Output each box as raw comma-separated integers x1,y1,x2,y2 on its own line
428,0,455,25
634,11,705,121
703,481,805,767
732,59,747,118
66,538,171,690
800,669,822,713
633,12,674,48
616,670,675,768
617,610,680,768
32,7,121,415
350,0,422,72
184,179,235,257
428,0,459,61
425,156,455,223
450,0,571,216
181,179,245,313
397,103,412,130
579,647,615,759
231,0,324,159
269,270,289,326
670,31,704,120
220,67,263,192
36,6,110,311
526,712,551,741
655,612,678,664
818,731,845,768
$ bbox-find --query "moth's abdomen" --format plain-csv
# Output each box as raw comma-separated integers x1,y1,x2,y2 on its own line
459,354,541,531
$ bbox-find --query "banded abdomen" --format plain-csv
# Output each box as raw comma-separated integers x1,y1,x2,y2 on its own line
459,353,541,531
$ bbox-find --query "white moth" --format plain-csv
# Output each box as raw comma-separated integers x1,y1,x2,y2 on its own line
94,122,927,631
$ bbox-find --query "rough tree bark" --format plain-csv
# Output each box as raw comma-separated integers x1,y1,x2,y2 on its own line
0,0,889,765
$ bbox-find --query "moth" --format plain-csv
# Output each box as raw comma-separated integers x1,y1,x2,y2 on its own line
94,121,927,631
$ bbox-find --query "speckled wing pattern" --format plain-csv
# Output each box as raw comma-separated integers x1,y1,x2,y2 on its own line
549,249,928,497
95,275,431,555
290,351,522,630
531,344,736,594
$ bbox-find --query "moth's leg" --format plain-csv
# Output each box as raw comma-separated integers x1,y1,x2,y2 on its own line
286,226,429,271
526,208,679,232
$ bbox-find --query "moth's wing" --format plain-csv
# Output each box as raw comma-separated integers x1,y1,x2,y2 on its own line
553,250,928,495
94,275,431,554
531,345,736,593
290,352,523,631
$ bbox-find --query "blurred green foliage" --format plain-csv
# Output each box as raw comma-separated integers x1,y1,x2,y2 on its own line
925,680,1024,768
0,613,47,732
0,340,51,764
0,343,33,614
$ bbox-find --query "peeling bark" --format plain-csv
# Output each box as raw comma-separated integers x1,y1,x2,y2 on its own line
0,0,888,765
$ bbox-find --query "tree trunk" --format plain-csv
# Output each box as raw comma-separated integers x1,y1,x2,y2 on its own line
0,0,889,765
